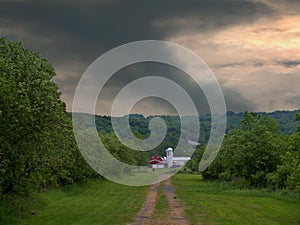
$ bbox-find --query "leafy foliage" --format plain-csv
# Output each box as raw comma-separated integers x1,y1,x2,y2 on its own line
199,112,300,190
100,131,149,167
0,37,96,199
267,114,300,190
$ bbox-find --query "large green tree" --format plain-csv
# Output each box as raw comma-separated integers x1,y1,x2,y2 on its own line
0,37,94,197
267,113,300,190
202,112,284,187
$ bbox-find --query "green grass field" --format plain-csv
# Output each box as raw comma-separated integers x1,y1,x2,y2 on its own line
17,179,148,225
172,174,300,225
152,181,168,220
15,174,300,225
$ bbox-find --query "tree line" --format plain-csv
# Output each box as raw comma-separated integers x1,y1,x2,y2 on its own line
187,112,300,191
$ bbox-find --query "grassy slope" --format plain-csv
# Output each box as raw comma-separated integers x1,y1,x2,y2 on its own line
172,174,300,225
18,179,148,225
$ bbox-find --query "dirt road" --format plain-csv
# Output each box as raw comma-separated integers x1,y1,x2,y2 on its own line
132,178,189,225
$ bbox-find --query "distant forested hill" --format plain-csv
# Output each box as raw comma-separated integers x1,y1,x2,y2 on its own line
226,109,300,134
88,109,300,156
94,109,300,135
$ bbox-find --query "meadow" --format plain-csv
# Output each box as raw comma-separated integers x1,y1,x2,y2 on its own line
172,174,300,225
14,174,300,225
17,179,148,225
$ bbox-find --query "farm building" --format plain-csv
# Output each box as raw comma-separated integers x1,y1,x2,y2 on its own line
149,147,191,168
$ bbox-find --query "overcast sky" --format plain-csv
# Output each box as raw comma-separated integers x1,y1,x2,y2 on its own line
1,0,299,115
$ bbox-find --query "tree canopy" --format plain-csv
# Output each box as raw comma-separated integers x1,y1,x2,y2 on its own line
0,37,96,198
198,112,300,190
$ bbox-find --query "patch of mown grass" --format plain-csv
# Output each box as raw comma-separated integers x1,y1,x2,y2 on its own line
153,182,169,219
172,174,300,225
17,178,148,225
0,194,44,225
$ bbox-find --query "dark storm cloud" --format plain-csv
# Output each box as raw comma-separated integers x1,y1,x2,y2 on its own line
97,62,210,115
96,62,257,114
0,0,275,63
0,0,287,114
222,88,257,112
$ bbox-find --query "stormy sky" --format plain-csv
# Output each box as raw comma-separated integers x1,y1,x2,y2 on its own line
1,0,299,115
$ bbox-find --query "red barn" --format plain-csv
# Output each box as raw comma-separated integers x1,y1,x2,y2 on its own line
149,155,165,168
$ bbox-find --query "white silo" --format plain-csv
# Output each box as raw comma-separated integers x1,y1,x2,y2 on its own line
165,147,173,168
